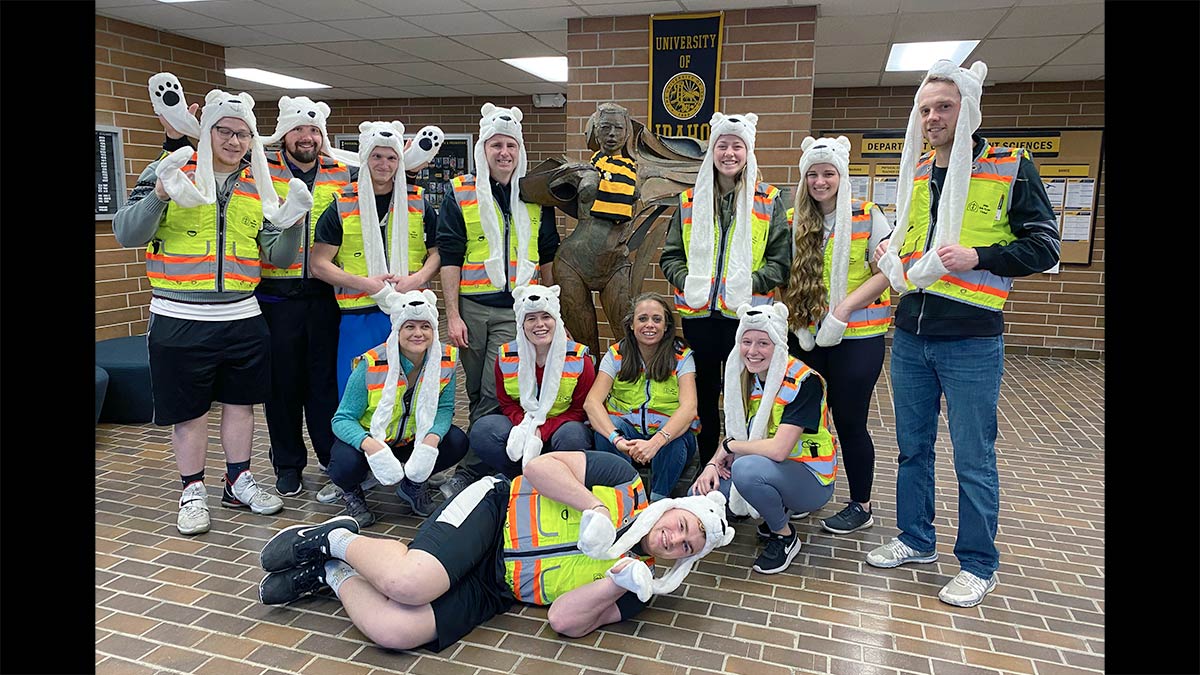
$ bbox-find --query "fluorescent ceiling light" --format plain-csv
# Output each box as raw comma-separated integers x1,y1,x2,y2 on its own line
226,68,330,90
886,41,980,71
502,57,568,83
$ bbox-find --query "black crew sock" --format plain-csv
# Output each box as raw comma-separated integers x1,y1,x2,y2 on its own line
181,471,205,488
226,460,251,485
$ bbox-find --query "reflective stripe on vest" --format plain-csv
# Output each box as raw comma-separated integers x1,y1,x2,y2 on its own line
332,182,427,310
746,357,838,485
605,342,701,436
675,182,779,318
786,199,892,340
355,344,457,444
453,175,543,295
261,152,352,279
498,341,588,418
503,474,652,605
146,154,264,293
898,144,1023,311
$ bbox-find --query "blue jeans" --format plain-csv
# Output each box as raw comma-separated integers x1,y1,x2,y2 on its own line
470,415,594,478
890,328,1003,579
593,419,697,500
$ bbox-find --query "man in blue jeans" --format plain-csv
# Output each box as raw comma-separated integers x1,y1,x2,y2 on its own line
870,59,1060,607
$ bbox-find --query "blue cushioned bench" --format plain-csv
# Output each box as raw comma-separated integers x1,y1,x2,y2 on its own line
95,335,154,424
95,367,110,425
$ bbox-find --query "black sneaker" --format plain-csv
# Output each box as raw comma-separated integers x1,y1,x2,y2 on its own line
259,515,360,573
396,478,435,518
753,525,801,574
821,502,874,534
342,486,377,528
438,466,478,500
276,469,303,497
259,561,329,605
756,510,813,539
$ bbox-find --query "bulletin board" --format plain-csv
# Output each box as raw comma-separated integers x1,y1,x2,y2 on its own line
96,125,126,219
819,128,1104,265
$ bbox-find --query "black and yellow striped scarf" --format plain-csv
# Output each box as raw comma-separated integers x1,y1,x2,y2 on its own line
589,151,637,222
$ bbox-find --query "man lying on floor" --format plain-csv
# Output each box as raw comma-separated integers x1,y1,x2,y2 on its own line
257,451,734,651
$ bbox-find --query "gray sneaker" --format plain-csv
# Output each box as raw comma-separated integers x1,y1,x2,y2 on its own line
316,475,379,505
866,537,938,568
438,467,478,500
938,571,997,607
341,486,377,528
177,481,211,535
221,471,284,515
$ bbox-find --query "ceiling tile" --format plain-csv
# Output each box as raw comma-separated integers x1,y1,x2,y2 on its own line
362,0,478,14
322,64,433,86
224,47,296,69
815,44,890,73
346,85,422,98
893,9,1005,41
95,0,158,7
453,32,564,58
255,21,365,43
282,67,376,88
968,35,1076,67
442,59,548,83
979,65,1036,82
99,4,227,30
173,1,294,25
257,0,388,22
1046,34,1102,65
879,70,929,87
312,41,418,63
901,0,1013,10
587,2,681,17
380,61,485,84
814,72,884,88
393,84,474,97
529,29,567,52
319,88,376,99
504,82,569,95
243,44,359,67
325,17,433,39
448,82,523,97
1025,64,1104,81
816,14,896,46
814,0,901,17
992,3,1103,37
406,11,520,35
681,0,798,10
485,7,586,33
176,25,288,47
378,36,492,60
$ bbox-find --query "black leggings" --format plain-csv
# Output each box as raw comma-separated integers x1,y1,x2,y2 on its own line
787,333,885,504
682,314,741,465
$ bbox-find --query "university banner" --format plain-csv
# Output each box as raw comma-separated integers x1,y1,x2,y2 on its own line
648,12,723,140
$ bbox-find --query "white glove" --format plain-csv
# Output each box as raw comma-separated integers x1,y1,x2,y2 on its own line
727,484,760,519
905,251,950,290
267,178,314,229
156,147,209,207
682,274,712,309
370,284,400,313
605,557,654,602
815,313,847,348
403,125,445,168
521,432,544,469
792,326,815,352
577,507,617,558
405,442,439,484
877,251,908,293
365,441,405,485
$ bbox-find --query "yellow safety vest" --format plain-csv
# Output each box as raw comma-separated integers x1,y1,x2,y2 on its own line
502,474,653,605
451,175,543,295
786,199,891,340
261,152,352,279
605,342,700,436
145,153,264,293
498,341,590,418
332,182,428,310
746,356,838,485
355,343,457,444
675,182,779,318
897,144,1024,311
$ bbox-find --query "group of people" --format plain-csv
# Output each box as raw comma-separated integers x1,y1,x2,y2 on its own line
112,56,1059,652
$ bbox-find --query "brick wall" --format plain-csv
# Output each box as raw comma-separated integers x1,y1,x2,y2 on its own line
813,82,1105,359
95,15,226,341
566,7,817,350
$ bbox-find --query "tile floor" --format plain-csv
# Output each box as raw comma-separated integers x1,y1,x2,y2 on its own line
95,353,1104,675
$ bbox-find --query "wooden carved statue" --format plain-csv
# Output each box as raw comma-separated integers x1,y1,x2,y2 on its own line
522,102,706,356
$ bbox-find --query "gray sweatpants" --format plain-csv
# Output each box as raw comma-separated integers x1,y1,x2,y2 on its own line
719,454,834,532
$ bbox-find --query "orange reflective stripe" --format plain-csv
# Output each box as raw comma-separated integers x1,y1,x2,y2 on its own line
147,271,213,282
938,274,1008,298
531,559,544,605
511,559,523,601
232,188,262,201
970,172,1014,184
336,291,368,301
147,253,217,264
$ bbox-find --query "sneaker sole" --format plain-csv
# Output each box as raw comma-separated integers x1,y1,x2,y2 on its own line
752,541,802,574
866,550,938,569
277,484,304,497
938,580,997,607
260,515,360,572
821,514,875,535
315,488,343,505
177,522,210,535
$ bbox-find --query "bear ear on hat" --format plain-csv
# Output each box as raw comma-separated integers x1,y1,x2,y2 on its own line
744,112,758,125
389,120,405,136
709,112,725,126
420,288,438,306
736,303,753,320
835,136,851,151
705,490,727,507
481,102,497,116
316,101,330,117
359,120,374,133
969,61,988,82
800,136,817,152
238,92,255,108
547,284,561,298
512,285,529,302
509,106,523,122
205,89,226,105
771,303,790,321
277,95,294,112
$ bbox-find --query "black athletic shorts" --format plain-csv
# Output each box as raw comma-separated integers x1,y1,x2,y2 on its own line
147,313,271,425
407,474,517,652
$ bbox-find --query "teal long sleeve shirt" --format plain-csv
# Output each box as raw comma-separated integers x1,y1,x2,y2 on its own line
332,352,457,449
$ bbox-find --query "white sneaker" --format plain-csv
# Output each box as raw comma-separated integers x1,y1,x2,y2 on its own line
315,475,379,505
865,537,939,568
222,471,284,515
177,482,211,535
938,570,997,607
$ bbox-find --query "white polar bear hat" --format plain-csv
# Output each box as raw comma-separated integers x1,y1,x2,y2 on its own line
793,135,854,350
878,60,989,292
683,112,761,313
354,121,411,279
473,103,534,290
599,490,735,597
723,302,792,443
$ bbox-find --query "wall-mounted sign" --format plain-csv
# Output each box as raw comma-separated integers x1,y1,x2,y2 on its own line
648,12,723,140
96,125,126,220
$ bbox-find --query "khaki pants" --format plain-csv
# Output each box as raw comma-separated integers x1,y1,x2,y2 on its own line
458,297,517,426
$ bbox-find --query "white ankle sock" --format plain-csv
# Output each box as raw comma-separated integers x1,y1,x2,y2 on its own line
324,560,358,596
328,528,359,560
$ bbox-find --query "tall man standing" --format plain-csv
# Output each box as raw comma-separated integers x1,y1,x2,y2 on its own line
869,60,1060,608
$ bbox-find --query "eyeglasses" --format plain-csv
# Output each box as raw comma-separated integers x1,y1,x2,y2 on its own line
213,125,253,142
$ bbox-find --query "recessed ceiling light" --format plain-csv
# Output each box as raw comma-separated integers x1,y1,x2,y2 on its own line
226,68,330,90
502,57,568,83
886,41,980,72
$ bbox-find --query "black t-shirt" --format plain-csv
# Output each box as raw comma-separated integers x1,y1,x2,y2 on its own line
775,375,823,432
